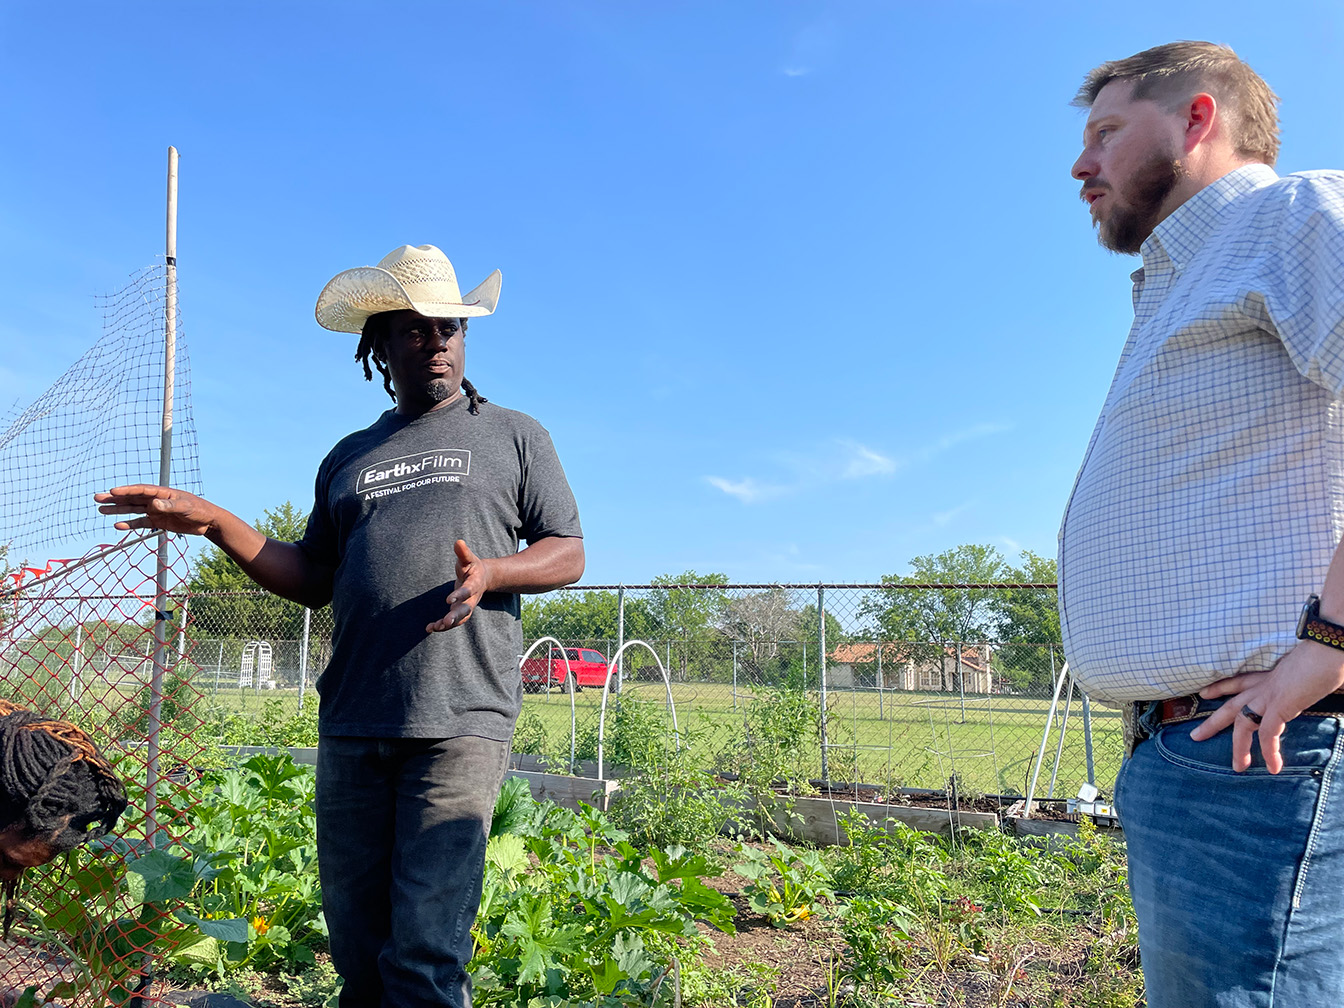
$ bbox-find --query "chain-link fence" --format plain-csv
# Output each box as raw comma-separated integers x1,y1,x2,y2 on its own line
0,533,217,1006
0,570,1116,1000
162,583,1119,801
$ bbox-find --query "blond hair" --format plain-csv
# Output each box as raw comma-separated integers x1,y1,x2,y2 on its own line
1074,41,1280,166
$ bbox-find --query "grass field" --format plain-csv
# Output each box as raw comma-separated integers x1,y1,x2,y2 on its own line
173,674,1124,798
515,679,1123,798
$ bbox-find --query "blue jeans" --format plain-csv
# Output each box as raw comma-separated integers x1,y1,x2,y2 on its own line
1116,708,1344,1007
316,735,510,1008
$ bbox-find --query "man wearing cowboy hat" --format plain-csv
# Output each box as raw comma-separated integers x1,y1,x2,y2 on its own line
97,244,585,1007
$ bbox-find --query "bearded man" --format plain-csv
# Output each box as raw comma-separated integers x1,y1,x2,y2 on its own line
1059,41,1344,1007
97,245,584,1008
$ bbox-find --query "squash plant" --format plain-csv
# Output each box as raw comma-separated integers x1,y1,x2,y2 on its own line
471,799,737,1006
11,839,246,1007
165,753,326,976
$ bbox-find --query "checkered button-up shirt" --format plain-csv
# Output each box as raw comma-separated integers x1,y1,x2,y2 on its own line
1059,164,1344,703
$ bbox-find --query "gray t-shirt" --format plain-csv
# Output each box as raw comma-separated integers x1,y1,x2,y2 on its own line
297,397,582,739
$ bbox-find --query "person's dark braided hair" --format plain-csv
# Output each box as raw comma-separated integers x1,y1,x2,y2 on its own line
0,699,128,936
354,311,488,415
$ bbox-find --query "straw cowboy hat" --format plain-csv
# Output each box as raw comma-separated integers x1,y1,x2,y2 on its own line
314,244,502,333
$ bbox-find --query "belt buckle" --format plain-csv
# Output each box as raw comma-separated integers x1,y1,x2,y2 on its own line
1163,694,1202,724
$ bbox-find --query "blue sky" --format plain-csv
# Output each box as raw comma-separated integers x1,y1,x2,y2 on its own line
2,2,1342,585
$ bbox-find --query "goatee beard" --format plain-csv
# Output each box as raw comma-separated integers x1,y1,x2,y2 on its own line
1098,153,1184,255
424,378,457,404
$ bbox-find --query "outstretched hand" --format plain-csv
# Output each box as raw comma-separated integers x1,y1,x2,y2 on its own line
94,485,221,537
1189,641,1344,773
427,540,495,633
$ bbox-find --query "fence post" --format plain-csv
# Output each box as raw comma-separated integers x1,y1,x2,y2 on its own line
215,640,224,695
818,584,830,785
298,606,311,713
732,640,738,710
876,641,884,720
177,594,189,660
70,605,84,706
956,641,966,723
1081,684,1096,787
616,585,625,694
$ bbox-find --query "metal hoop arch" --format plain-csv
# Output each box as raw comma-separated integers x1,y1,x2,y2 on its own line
518,636,577,769
597,638,679,780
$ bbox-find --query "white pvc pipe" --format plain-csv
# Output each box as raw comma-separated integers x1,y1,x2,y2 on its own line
518,636,577,767
596,639,679,780
1024,661,1070,817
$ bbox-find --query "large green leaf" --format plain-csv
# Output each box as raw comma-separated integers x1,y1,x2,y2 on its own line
41,891,93,939
169,933,220,966
127,849,197,903
175,910,249,943
486,834,529,879
70,859,122,904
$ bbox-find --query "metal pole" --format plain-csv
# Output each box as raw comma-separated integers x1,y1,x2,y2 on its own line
1081,687,1096,787
1048,680,1074,799
216,640,224,695
147,145,179,830
818,585,829,785
876,641,883,720
70,612,84,707
176,594,189,659
1025,662,1070,815
732,640,738,710
298,606,311,712
616,585,625,695
956,641,966,723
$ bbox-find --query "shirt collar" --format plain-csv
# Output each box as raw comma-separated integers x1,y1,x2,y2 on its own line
1141,163,1279,272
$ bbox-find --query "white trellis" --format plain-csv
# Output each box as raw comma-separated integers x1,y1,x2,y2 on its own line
239,640,273,689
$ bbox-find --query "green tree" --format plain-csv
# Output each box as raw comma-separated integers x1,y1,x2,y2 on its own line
646,570,730,680
722,588,801,667
862,544,1016,692
186,502,322,643
521,590,653,651
994,550,1061,694
797,603,846,648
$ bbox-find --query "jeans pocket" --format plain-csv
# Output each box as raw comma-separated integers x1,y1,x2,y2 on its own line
1153,717,1340,779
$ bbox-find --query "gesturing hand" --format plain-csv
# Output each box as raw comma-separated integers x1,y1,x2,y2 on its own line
427,540,495,633
1189,641,1344,773
94,485,221,537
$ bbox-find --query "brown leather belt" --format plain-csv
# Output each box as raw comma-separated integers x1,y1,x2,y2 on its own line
1153,693,1344,728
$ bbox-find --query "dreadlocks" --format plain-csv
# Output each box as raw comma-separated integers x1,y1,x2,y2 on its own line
354,312,489,415
0,699,127,845
0,699,128,936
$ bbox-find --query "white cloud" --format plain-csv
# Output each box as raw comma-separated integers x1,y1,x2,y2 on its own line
839,441,897,479
704,476,789,504
704,424,1005,506
781,66,811,77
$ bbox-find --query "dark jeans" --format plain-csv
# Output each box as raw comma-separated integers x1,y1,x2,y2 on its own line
1118,713,1344,1007
316,735,510,1008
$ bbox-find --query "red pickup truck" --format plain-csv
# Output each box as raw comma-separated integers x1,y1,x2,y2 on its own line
520,647,614,693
